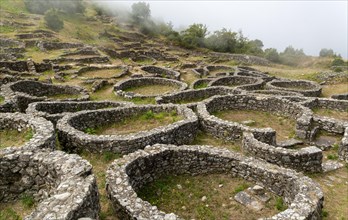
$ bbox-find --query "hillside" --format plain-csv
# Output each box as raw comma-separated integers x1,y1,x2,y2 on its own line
0,0,347,220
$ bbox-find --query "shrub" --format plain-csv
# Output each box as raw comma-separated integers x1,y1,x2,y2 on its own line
331,58,345,67
275,197,286,211
44,9,64,32
24,0,84,14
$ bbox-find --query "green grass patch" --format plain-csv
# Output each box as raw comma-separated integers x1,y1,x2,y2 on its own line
0,208,21,220
130,97,156,105
87,110,183,135
194,82,209,89
0,128,33,149
124,84,179,96
275,197,286,211
233,183,250,194
20,194,35,209
138,174,282,220
0,96,5,104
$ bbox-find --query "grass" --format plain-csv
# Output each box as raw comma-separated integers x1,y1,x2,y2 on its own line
180,71,199,86
24,47,63,63
89,110,183,135
90,85,125,101
138,174,284,220
275,197,286,211
213,109,296,141
80,69,123,78
194,82,209,89
0,194,36,220
191,131,242,152
322,83,348,98
0,128,33,149
0,96,4,104
124,84,179,96
130,97,156,105
80,151,121,220
313,108,348,121
308,167,348,220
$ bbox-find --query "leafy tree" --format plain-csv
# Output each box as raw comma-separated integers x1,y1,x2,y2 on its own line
247,39,264,55
279,46,306,66
319,48,335,57
331,57,345,66
205,28,238,53
264,48,280,63
44,9,64,32
131,2,151,22
181,23,208,48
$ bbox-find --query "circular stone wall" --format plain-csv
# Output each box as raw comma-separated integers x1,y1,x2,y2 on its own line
114,77,188,99
197,94,314,143
0,148,99,220
208,76,264,91
57,104,198,154
0,112,55,152
1,80,89,112
106,144,323,220
76,65,129,79
141,66,180,80
26,101,133,125
265,79,322,97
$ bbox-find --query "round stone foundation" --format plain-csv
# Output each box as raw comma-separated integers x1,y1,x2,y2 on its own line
265,79,322,97
114,77,187,99
57,104,198,154
0,112,55,152
26,101,133,125
0,148,99,220
208,76,264,91
106,144,323,220
1,80,89,112
141,66,180,80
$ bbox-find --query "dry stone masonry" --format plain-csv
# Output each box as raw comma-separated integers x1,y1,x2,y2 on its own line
57,104,199,154
208,75,265,91
141,66,181,80
26,101,133,125
265,79,322,97
0,112,55,152
0,148,100,220
114,77,188,99
106,144,323,220
1,80,89,112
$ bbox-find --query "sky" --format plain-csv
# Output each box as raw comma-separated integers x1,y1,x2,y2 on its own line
96,0,348,58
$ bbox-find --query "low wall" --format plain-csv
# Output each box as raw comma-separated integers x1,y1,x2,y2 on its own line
265,79,322,97
57,104,199,154
106,144,323,220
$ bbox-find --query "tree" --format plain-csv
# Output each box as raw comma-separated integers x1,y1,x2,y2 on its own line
131,2,151,23
319,48,334,57
264,48,280,63
205,28,238,53
44,9,64,32
181,23,208,48
247,39,264,55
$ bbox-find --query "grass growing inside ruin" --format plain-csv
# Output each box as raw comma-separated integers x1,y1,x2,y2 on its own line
0,96,4,104
80,151,121,220
194,82,209,89
90,110,183,135
321,83,348,98
180,71,199,86
307,167,348,220
0,194,36,220
191,131,242,152
138,174,284,220
279,84,313,90
90,85,124,101
124,84,179,96
313,108,348,121
0,128,33,149
213,109,296,141
81,69,123,78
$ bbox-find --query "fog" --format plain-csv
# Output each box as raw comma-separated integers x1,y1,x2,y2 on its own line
95,0,348,58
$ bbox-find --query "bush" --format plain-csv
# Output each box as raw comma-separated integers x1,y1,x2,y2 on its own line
331,58,345,67
24,0,84,14
44,9,64,31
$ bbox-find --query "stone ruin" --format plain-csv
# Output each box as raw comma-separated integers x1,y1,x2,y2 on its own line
114,77,188,99
106,144,323,220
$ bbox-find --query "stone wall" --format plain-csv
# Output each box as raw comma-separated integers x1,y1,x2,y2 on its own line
26,101,133,125
141,66,180,80
1,80,89,112
197,95,314,143
57,104,199,154
0,148,99,220
191,78,213,89
331,93,348,100
339,127,348,162
76,65,129,79
0,112,55,152
106,144,323,220
114,77,187,99
265,79,322,97
208,76,264,91
242,132,323,172
38,41,84,50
